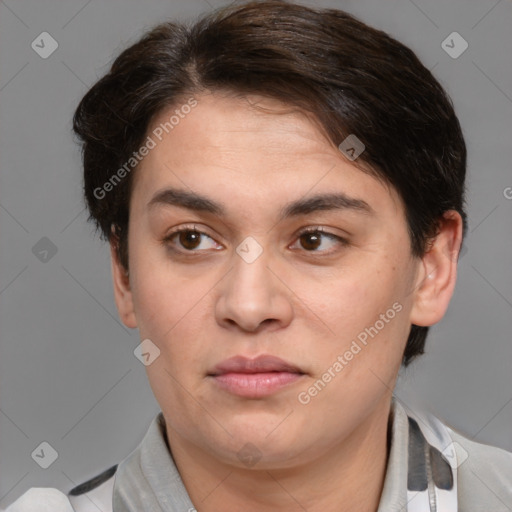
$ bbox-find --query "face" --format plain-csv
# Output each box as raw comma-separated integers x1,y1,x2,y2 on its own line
111,91,455,470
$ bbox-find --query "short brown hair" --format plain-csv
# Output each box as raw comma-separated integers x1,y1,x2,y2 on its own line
73,0,467,366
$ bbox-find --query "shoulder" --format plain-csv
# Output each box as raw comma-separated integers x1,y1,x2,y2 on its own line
67,464,117,511
2,465,118,512
448,426,512,511
2,488,74,512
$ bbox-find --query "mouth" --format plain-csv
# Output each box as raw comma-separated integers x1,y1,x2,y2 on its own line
207,355,306,398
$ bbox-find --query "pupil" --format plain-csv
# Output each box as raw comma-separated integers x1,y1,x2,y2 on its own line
181,231,201,249
302,232,320,250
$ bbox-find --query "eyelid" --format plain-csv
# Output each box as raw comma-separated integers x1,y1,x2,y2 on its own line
162,224,349,254
292,226,349,252
163,223,209,239
162,223,220,246
297,225,342,236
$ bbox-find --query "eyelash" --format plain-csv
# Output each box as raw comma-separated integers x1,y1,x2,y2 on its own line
162,224,349,256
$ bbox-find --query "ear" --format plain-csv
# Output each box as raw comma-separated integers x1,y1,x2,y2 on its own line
110,234,138,329
409,210,464,327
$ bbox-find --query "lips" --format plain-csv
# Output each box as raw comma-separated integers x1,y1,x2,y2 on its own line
209,354,304,376
208,355,306,398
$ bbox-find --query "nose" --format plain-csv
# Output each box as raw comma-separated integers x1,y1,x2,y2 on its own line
215,237,294,333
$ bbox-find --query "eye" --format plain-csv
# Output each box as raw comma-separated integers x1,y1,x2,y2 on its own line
291,227,349,254
162,225,222,253
162,224,349,256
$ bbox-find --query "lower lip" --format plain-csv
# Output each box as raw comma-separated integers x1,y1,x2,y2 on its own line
210,372,304,398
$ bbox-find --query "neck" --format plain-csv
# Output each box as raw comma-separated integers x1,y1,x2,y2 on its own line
165,398,392,512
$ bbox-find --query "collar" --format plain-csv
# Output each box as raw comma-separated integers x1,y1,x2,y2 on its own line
112,399,457,512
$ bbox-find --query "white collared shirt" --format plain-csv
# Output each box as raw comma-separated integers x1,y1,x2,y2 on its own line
4,399,512,511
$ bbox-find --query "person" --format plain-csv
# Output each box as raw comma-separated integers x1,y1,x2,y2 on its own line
5,1,512,511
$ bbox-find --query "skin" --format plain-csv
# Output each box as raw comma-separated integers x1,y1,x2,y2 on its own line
111,91,463,512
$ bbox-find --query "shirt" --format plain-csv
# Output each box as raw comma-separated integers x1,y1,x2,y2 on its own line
4,398,512,511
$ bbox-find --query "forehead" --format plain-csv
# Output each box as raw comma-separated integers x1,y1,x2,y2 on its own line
131,92,402,220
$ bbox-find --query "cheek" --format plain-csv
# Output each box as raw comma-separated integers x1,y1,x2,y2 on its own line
309,260,409,366
133,273,205,345
129,256,214,371
314,267,397,329
128,232,194,329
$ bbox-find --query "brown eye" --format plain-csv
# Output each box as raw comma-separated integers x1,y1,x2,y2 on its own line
299,231,323,251
163,226,221,253
177,230,202,250
292,227,348,254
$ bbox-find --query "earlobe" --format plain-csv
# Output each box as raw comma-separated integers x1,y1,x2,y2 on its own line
409,210,463,327
110,239,138,329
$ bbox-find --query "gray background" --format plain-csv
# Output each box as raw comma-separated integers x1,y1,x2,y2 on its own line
1,0,511,506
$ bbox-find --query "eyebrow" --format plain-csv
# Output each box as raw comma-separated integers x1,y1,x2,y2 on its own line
147,187,375,220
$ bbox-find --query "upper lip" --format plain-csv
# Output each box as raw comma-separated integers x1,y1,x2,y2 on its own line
209,355,304,376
